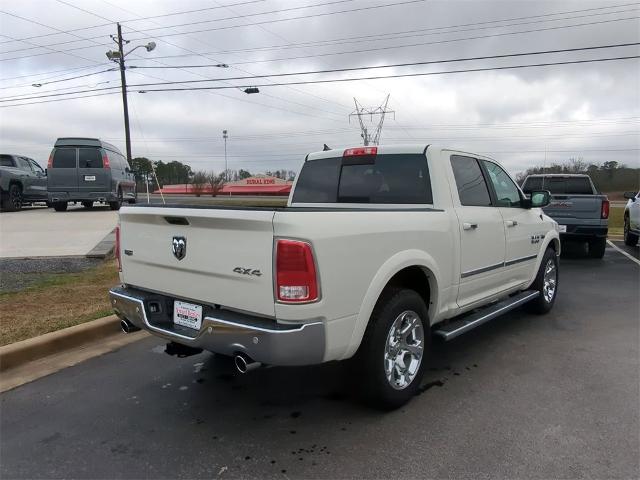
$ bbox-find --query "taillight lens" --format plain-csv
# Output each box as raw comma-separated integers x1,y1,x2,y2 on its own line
276,239,318,303
102,150,110,169
47,151,54,169
115,224,121,272
601,199,610,219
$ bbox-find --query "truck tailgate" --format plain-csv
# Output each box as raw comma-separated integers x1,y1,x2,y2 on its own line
118,206,276,317
544,195,605,223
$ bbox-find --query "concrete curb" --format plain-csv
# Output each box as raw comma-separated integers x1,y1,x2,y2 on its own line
86,229,116,259
0,315,122,372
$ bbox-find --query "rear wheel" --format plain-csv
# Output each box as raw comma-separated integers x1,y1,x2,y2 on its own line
588,237,606,258
525,247,558,314
53,202,68,212
624,215,638,246
354,289,430,410
2,184,23,211
81,201,93,209
109,189,123,211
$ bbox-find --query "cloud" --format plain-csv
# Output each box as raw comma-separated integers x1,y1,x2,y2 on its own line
0,0,638,176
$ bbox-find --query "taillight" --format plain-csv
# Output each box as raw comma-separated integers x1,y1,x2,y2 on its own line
102,150,110,169
115,224,121,272
601,199,610,219
275,239,319,303
343,146,377,157
47,151,54,169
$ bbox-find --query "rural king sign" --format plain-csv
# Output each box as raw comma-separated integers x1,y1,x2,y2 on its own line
245,178,276,185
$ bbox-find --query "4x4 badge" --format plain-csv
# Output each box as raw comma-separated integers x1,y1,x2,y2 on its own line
172,236,187,260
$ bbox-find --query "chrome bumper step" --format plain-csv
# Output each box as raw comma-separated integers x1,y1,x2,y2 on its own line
434,290,539,341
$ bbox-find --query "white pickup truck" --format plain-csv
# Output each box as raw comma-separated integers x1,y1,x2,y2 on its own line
110,145,560,408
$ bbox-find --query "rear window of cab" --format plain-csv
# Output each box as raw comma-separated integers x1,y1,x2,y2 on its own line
292,153,433,204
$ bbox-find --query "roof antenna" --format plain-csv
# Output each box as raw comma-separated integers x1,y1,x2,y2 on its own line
323,144,331,151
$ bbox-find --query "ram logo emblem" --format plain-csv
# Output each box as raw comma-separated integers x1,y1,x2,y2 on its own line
172,236,187,260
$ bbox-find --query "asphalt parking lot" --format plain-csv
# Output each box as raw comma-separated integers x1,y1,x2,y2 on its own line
1,243,638,479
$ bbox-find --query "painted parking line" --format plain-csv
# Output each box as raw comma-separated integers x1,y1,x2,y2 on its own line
606,240,640,266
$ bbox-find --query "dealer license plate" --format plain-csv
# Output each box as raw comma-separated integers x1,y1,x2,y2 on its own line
173,300,203,330
558,225,567,233
84,175,96,181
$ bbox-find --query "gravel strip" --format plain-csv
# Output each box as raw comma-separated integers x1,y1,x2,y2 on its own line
0,257,103,293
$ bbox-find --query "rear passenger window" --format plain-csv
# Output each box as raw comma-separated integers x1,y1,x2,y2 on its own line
79,148,103,168
450,155,492,207
52,149,76,168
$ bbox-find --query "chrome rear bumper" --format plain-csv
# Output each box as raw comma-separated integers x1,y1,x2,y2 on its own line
109,286,325,366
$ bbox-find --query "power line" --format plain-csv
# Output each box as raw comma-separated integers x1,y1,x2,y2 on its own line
128,41,640,71
3,45,638,102
0,91,120,107
0,0,269,45
140,4,640,59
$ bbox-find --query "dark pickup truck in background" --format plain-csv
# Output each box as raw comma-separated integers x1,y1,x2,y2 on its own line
522,174,609,258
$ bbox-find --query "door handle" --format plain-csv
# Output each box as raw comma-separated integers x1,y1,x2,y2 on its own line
462,222,478,230
505,220,518,227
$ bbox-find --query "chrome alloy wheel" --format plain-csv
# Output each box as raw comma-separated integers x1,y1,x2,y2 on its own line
384,310,424,390
542,259,557,303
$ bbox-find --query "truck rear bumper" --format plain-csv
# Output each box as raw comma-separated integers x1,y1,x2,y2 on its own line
560,225,608,241
48,191,119,203
109,286,326,366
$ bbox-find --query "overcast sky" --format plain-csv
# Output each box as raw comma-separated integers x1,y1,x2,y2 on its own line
0,0,638,176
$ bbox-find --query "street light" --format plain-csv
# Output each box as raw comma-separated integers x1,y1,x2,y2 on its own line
223,130,228,185
106,24,156,163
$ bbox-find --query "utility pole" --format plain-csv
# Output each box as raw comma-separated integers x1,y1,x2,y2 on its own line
106,29,156,162
350,94,395,146
116,24,132,162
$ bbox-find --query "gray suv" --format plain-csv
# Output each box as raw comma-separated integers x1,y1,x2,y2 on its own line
0,154,48,211
47,138,136,211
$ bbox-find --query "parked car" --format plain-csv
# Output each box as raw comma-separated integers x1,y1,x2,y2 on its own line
521,174,609,258
110,145,560,408
47,137,136,212
623,191,640,246
0,154,48,211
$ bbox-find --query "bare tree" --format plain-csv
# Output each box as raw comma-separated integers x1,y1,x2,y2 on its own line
192,171,208,197
207,171,224,197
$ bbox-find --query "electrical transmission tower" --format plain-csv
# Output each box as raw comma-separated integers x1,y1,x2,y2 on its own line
349,94,395,146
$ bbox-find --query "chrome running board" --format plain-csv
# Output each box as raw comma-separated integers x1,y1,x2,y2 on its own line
434,290,539,341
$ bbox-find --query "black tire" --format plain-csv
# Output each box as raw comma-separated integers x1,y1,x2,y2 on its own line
82,201,94,209
109,189,123,211
2,184,23,212
624,215,638,246
588,237,606,259
53,202,68,212
525,247,558,314
354,288,430,410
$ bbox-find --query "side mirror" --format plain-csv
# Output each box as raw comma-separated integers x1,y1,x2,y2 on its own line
529,190,551,208
623,191,637,201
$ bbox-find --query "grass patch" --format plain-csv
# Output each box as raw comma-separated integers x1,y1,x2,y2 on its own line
609,206,624,236
0,260,119,346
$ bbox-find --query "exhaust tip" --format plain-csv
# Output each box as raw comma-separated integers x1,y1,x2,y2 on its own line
234,354,261,374
120,319,140,334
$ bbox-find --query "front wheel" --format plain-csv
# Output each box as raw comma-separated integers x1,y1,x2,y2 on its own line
354,289,430,410
53,202,67,212
624,215,638,246
526,248,558,314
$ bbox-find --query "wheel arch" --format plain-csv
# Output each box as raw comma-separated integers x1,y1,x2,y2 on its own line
341,249,441,360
